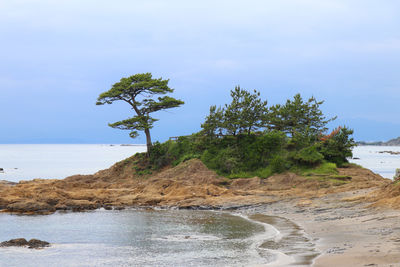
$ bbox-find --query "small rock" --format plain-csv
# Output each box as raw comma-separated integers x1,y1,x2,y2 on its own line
0,238,50,249
0,238,29,247
27,239,50,249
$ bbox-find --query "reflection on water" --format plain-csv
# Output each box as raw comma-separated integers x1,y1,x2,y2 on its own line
0,209,279,266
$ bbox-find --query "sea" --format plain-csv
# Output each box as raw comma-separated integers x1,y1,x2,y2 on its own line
0,144,398,266
349,145,400,179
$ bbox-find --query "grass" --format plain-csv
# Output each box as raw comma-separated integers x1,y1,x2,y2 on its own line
340,162,362,168
227,166,275,179
299,162,339,176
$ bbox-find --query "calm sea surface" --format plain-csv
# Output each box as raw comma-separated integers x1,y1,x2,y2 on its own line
350,145,400,179
0,144,146,182
0,144,398,181
0,210,286,266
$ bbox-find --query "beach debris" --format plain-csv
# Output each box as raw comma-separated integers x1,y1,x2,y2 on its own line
0,238,50,249
326,246,345,254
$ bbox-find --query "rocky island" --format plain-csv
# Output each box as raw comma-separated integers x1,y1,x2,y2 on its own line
2,82,400,265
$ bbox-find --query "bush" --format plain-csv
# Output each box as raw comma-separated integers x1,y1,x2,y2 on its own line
293,145,324,166
319,127,355,166
269,154,288,173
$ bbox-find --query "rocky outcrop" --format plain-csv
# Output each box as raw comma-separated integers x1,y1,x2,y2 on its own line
0,158,390,214
0,238,50,249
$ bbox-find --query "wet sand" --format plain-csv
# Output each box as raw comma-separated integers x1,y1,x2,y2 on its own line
245,189,400,266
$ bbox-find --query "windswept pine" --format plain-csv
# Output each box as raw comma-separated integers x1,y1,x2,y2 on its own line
96,73,184,153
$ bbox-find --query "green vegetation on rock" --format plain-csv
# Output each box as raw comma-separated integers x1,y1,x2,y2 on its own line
135,86,356,179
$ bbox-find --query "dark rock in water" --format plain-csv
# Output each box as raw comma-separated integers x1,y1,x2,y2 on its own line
0,238,29,247
103,204,112,210
0,168,3,172
27,239,50,249
0,238,50,249
379,151,400,155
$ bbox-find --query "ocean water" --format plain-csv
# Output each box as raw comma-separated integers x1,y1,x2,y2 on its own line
1,144,398,182
0,144,146,182
350,145,400,179
0,209,316,266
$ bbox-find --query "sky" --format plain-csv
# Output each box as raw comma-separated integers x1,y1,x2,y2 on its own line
1,0,400,143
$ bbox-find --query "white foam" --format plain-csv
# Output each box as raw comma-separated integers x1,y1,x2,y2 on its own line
151,234,221,242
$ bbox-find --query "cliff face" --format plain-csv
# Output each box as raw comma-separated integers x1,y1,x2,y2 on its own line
0,157,391,214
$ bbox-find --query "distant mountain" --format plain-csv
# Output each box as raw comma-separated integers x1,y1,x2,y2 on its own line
385,137,400,146
357,137,400,146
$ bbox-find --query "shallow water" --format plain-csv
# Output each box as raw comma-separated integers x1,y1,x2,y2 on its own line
0,209,283,266
350,146,400,179
0,144,146,182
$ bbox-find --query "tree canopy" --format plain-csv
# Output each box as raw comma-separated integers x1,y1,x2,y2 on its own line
201,86,268,136
267,94,336,137
96,73,184,152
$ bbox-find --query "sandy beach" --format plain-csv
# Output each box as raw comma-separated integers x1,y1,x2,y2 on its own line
245,189,400,266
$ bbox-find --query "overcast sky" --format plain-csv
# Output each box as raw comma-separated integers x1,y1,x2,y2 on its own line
1,0,400,143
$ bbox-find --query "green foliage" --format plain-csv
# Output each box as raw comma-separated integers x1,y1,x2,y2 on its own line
142,88,354,181
292,145,324,166
201,86,268,136
223,86,268,135
269,154,288,173
267,94,336,138
319,127,356,166
300,162,338,176
201,105,224,136
97,73,184,151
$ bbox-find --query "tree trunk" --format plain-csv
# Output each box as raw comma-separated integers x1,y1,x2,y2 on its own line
144,128,152,155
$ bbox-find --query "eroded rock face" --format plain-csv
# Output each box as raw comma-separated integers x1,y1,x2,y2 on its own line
6,201,56,213
0,238,50,249
0,158,391,214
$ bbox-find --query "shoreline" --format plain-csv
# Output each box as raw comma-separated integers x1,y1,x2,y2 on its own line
1,190,400,266
1,158,400,265
3,194,398,267
244,189,400,266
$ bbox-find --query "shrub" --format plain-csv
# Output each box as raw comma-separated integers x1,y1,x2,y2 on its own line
293,145,324,166
319,127,355,166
